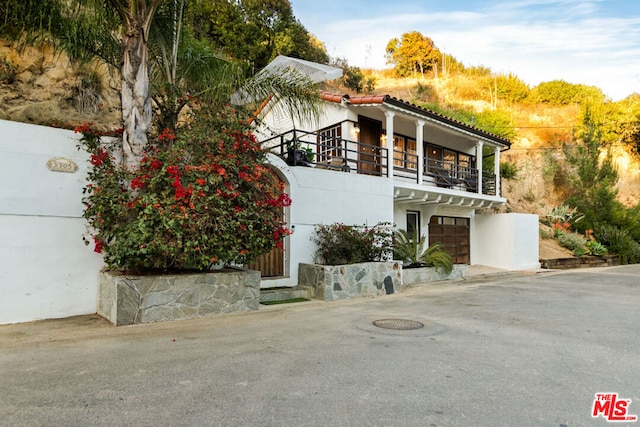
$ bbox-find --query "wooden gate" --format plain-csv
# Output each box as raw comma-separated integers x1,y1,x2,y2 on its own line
246,171,286,278
247,244,284,277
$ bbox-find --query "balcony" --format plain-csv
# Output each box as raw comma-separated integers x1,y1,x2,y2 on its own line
262,128,499,197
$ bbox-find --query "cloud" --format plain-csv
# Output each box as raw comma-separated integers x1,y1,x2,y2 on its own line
301,0,640,100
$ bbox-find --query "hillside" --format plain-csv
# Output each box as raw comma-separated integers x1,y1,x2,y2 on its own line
368,73,640,214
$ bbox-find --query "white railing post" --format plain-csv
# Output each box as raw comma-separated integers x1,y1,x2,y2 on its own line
416,119,424,184
494,146,501,197
476,141,484,194
385,111,395,178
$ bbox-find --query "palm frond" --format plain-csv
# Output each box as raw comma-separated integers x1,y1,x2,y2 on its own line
393,228,453,273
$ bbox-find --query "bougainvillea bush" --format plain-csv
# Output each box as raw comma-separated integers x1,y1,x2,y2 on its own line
77,109,291,272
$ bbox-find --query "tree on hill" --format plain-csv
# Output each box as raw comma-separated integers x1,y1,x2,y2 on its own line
529,80,605,105
494,73,530,106
564,105,621,231
187,0,328,69
385,31,439,79
331,57,376,93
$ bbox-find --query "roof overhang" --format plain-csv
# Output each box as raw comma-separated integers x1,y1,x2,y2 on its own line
263,56,343,83
393,185,506,209
320,92,511,148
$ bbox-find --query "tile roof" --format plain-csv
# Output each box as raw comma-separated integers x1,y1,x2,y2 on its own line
319,91,511,146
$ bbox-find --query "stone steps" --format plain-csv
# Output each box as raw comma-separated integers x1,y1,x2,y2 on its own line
259,285,315,303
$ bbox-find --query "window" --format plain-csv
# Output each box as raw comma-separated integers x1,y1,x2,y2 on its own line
407,211,420,238
393,136,417,170
393,136,405,167
426,144,443,172
443,149,456,174
317,124,342,162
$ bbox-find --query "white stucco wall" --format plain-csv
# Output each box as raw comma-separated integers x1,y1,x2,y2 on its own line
265,154,394,288
0,120,104,324
472,213,540,270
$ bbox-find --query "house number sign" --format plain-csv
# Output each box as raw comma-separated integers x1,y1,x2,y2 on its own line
46,157,78,173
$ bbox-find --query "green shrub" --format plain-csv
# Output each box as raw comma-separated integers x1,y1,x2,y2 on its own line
312,222,393,265
393,229,453,273
544,205,584,227
500,161,519,180
523,190,536,202
593,224,640,264
0,54,16,84
557,232,587,255
586,240,608,256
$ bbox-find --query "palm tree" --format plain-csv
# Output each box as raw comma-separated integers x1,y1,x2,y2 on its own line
393,228,453,273
2,0,320,168
149,0,320,136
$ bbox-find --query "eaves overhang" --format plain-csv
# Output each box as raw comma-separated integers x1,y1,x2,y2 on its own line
320,92,512,148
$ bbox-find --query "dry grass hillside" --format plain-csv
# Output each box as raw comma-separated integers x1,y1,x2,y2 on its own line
0,40,120,130
366,71,640,213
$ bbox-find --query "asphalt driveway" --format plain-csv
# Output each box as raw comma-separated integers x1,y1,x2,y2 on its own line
1,265,639,426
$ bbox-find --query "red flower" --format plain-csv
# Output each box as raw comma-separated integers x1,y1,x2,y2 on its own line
196,178,207,186
158,128,176,142
90,149,109,166
166,165,179,177
130,177,145,190
149,158,162,171
93,237,103,254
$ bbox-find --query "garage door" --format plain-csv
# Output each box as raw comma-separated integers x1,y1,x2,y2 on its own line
428,216,470,264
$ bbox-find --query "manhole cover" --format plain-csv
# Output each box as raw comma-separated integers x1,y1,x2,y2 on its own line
372,319,424,330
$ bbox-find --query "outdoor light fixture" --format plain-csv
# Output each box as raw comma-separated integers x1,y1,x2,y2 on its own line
354,122,360,133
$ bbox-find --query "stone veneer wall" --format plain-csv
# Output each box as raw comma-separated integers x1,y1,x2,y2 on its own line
402,265,468,286
98,269,260,325
540,255,619,270
298,262,402,301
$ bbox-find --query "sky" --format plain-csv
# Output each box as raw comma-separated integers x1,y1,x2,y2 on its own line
290,0,640,101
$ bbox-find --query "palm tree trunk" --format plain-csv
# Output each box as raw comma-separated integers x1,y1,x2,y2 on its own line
110,0,160,171
121,25,152,170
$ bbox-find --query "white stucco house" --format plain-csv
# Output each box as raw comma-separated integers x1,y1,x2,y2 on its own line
248,59,539,287
0,57,539,324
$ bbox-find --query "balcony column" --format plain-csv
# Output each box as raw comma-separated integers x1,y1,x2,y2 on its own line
416,119,425,184
494,146,501,197
476,140,484,194
385,110,395,178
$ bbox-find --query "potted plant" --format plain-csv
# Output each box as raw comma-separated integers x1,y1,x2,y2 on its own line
284,136,313,166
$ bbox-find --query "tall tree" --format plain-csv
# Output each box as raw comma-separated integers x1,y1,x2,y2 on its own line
564,105,621,231
386,31,438,78
188,0,327,69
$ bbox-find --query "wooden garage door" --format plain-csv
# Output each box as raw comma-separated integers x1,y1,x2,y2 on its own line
428,216,470,264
